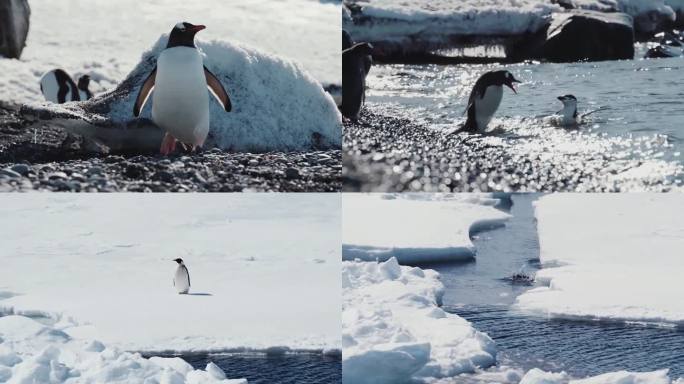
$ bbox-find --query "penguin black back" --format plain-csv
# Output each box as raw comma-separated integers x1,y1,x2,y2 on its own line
342,42,374,120
461,70,520,133
77,75,93,100
167,22,206,48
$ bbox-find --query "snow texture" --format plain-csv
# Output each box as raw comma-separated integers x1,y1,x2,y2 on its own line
96,34,341,152
0,194,341,353
0,315,247,383
0,0,340,104
520,367,677,384
342,258,496,384
342,193,510,264
516,194,684,325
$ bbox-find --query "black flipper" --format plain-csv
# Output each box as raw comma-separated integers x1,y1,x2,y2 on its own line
133,66,157,117
183,265,190,287
204,66,232,112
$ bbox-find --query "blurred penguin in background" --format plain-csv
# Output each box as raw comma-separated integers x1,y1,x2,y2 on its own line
40,69,80,103
342,30,373,120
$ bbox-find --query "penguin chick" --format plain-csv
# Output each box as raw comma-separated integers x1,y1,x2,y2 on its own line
342,42,373,120
173,258,190,294
77,75,93,101
460,70,521,133
134,22,233,155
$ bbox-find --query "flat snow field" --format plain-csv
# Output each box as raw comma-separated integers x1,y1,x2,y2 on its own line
0,0,341,104
516,193,684,325
0,194,341,353
342,193,510,264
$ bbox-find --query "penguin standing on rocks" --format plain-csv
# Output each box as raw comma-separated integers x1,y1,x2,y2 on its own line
39,69,80,104
173,258,190,294
342,40,373,120
134,22,233,155
77,75,93,101
459,70,520,133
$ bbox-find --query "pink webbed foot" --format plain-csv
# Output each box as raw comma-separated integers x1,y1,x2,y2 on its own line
160,133,177,155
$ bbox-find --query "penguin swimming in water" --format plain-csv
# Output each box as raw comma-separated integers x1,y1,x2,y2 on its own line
134,22,233,155
173,258,190,294
342,41,373,120
556,94,579,126
39,69,80,104
459,70,521,133
77,75,93,101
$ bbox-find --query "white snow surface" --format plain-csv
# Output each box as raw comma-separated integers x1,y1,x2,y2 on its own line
97,34,341,151
342,193,510,264
516,194,684,325
342,257,497,384
0,0,340,105
0,194,341,353
0,315,247,384
520,368,678,384
344,0,681,43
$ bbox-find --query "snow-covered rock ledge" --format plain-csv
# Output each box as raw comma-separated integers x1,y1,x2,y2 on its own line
0,315,247,383
20,35,342,153
342,193,510,264
342,258,497,384
515,194,684,325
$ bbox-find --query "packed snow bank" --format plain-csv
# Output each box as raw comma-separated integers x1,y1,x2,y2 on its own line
42,34,340,152
342,258,496,384
520,367,677,384
342,194,510,264
516,194,684,325
0,315,247,383
0,194,340,352
0,0,340,104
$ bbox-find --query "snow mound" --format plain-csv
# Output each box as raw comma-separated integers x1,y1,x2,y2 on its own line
520,367,676,384
0,315,247,384
516,194,684,325
342,194,510,264
342,258,497,384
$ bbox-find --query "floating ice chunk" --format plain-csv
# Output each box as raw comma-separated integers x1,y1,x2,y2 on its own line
206,362,227,380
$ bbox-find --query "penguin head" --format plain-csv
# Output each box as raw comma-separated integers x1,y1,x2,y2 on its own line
173,258,184,264
167,22,206,48
496,70,521,94
557,94,577,107
77,75,90,91
344,42,373,56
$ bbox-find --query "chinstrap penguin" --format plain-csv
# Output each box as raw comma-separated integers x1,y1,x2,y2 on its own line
39,69,80,104
342,40,373,120
77,75,93,101
134,22,233,155
173,258,191,294
557,94,578,125
460,70,521,133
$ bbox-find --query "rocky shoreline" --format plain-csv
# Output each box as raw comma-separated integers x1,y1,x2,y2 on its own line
343,108,681,192
0,104,341,192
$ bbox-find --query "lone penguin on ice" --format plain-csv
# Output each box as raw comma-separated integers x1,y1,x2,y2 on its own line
77,75,93,101
133,22,233,155
458,70,521,133
342,40,373,120
173,258,190,294
39,69,80,104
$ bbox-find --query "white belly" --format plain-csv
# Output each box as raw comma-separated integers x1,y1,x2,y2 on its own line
475,85,503,130
40,72,77,103
174,266,190,294
152,47,210,146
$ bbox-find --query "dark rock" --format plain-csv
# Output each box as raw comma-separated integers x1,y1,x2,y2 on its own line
10,163,30,176
0,0,30,59
542,10,634,62
123,163,147,179
152,170,175,183
47,171,68,180
1,168,21,178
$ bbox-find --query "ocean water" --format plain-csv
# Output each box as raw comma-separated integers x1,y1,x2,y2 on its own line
365,56,684,186
154,352,341,384
421,194,684,380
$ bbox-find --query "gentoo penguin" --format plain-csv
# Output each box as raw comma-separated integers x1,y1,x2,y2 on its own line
134,22,232,155
556,94,579,126
39,69,80,104
342,42,373,120
173,258,190,294
77,75,93,101
460,70,521,133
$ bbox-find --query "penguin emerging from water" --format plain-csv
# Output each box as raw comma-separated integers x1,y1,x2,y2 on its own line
173,258,190,294
134,22,233,155
342,41,373,120
556,94,578,126
459,70,521,133
39,69,80,104
77,75,93,101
